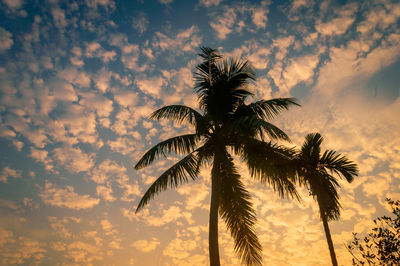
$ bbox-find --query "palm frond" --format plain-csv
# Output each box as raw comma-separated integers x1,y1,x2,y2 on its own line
134,133,200,170
226,115,290,142
135,150,200,213
150,105,206,130
320,150,358,183
239,138,300,200
218,152,262,266
247,98,300,120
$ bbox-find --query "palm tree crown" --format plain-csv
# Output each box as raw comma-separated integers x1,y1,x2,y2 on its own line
295,132,358,266
134,47,300,265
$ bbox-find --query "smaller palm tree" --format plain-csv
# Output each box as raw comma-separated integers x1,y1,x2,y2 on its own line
295,133,358,266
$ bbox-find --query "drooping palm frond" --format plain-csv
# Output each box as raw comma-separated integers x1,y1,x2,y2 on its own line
135,150,201,213
238,138,299,200
150,105,207,130
218,152,262,266
320,150,358,183
246,98,300,121
226,115,290,142
134,133,200,170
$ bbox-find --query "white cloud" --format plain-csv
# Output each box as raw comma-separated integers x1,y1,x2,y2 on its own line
252,3,269,28
0,27,13,51
152,26,201,53
30,147,54,172
316,4,357,36
0,166,22,183
85,42,116,63
86,0,115,10
39,181,100,210
315,36,400,97
123,205,193,226
53,145,95,173
113,90,138,108
135,75,166,98
132,238,161,253
66,241,102,263
163,237,197,260
210,7,236,40
58,68,91,88
107,136,141,155
198,0,223,7
96,185,115,202
91,159,127,184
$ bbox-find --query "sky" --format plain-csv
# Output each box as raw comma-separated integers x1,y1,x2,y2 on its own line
0,0,399,265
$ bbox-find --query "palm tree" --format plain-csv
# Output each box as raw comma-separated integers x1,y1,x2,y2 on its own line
134,47,300,266
295,133,358,266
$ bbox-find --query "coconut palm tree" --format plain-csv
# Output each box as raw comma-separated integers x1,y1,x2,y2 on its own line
295,133,358,266
134,47,300,266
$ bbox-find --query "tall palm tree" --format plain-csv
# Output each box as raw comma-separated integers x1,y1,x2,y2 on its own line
134,47,300,266
295,133,358,266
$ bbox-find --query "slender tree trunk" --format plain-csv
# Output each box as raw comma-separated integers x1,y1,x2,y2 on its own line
209,153,220,266
319,206,338,266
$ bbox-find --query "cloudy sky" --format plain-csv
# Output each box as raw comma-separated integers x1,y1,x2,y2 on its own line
0,0,399,265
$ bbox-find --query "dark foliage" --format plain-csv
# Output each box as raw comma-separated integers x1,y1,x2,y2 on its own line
347,198,400,265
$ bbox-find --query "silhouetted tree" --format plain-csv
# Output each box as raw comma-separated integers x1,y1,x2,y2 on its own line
134,47,300,266
295,133,358,266
347,198,400,265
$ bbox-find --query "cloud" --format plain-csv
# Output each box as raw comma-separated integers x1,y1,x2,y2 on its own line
107,136,142,155
316,3,358,36
315,35,400,97
30,148,54,172
96,185,115,202
0,228,13,247
135,75,166,98
251,2,269,28
2,0,24,9
66,241,102,263
162,237,197,260
58,68,91,88
152,26,202,53
272,53,319,94
132,238,161,252
0,237,46,265
0,27,13,51
85,42,116,63
0,166,22,183
210,7,236,39
39,181,100,210
86,0,116,10
158,0,173,4
91,159,127,184
53,145,95,173
198,0,223,7
132,12,149,34
123,205,193,226
51,7,68,29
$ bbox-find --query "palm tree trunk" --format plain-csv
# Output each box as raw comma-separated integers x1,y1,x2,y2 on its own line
319,206,338,266
209,153,220,266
